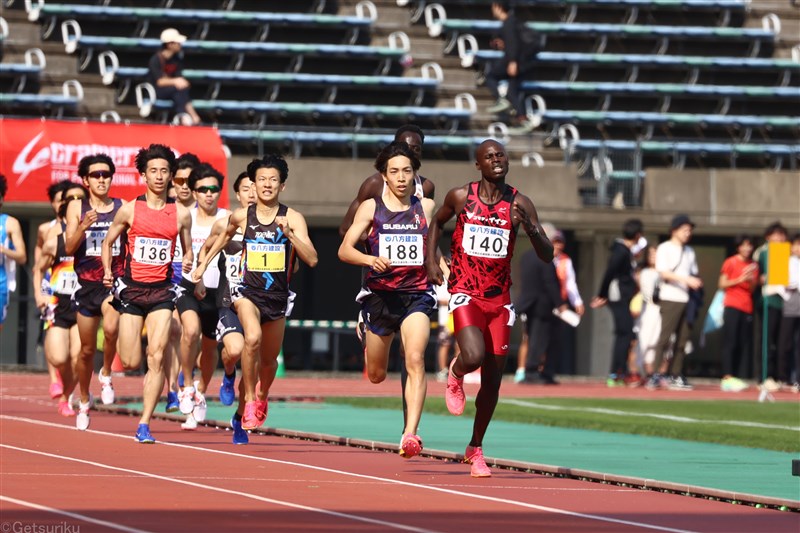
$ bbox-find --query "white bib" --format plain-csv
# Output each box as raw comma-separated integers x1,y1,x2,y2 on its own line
133,236,172,265
461,223,510,258
378,233,423,266
85,229,120,257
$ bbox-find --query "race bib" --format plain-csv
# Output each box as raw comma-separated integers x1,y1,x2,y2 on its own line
378,233,423,266
246,243,285,273
226,252,243,283
133,237,172,265
173,238,183,262
85,229,120,257
55,270,78,295
461,223,510,258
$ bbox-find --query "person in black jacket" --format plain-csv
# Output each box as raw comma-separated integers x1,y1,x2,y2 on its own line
590,219,645,385
147,28,201,125
484,2,540,133
515,242,567,384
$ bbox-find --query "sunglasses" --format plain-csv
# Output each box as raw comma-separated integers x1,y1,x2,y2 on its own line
195,185,221,194
172,177,188,186
65,195,85,201
87,170,113,179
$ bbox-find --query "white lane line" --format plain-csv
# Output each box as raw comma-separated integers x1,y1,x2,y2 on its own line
501,399,800,432
0,495,152,533
1,415,698,533
0,444,438,533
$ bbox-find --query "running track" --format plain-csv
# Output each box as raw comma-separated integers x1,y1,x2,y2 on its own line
2,373,798,532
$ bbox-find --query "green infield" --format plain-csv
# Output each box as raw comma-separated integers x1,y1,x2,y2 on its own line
326,397,800,453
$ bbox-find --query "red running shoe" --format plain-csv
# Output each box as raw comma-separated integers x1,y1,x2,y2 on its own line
445,358,465,416
242,400,260,430
464,446,492,478
399,433,423,459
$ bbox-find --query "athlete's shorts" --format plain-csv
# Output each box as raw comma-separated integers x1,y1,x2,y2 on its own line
44,294,77,330
216,306,244,341
114,279,176,317
175,279,219,339
72,280,112,317
449,292,516,356
0,285,8,325
237,288,289,324
358,289,435,337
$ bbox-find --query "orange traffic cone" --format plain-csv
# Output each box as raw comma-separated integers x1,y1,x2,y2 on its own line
111,353,124,374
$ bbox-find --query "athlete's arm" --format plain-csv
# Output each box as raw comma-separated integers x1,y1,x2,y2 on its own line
425,186,466,285
0,215,27,264
64,200,93,255
32,229,58,311
339,199,390,272
101,202,133,287
176,204,194,275
512,193,553,263
34,220,52,267
337,174,383,238
196,215,229,266
421,177,436,200
192,207,244,283
279,209,318,268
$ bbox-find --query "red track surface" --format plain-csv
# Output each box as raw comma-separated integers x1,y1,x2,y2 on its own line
2,372,798,533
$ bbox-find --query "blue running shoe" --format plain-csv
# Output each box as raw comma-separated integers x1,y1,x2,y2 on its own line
231,416,249,445
165,391,180,413
135,424,156,444
219,371,236,406
177,368,195,389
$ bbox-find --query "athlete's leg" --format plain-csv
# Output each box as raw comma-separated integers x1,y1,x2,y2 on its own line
221,331,243,374
452,326,487,377
44,325,73,407
469,353,507,448
178,310,201,387
197,335,218,394
234,298,262,402
75,313,101,404
399,312,429,436
99,296,120,378
66,323,81,398
363,328,393,383
166,311,181,393
256,318,285,400
140,308,172,425
117,313,144,375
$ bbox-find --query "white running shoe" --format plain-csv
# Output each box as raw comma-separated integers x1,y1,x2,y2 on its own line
181,414,198,431
178,386,195,415
98,370,115,405
76,400,91,431
192,386,207,423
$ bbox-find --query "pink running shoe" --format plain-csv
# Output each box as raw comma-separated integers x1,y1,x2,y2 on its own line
242,401,260,430
50,372,64,399
399,433,423,459
445,358,466,416
255,399,268,426
57,400,75,417
464,446,492,478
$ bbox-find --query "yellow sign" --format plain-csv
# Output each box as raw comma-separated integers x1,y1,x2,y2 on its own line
245,243,285,273
766,242,791,286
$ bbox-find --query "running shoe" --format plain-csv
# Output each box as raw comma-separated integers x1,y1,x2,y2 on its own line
644,374,664,390
445,358,465,416
165,391,180,413
57,400,75,417
178,386,195,415
255,398,268,426
231,416,249,445
76,399,91,431
464,446,492,478
49,372,64,399
135,423,156,444
192,384,207,422
181,414,198,431
242,400,260,430
513,368,526,384
668,376,694,391
219,370,236,406
98,369,115,405
399,433,423,459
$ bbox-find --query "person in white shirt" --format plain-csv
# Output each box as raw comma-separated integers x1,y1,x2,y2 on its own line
649,214,703,390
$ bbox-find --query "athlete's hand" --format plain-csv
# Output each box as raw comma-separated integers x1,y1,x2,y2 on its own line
183,250,194,275
194,279,206,300
81,210,98,230
511,202,536,235
275,216,293,239
34,293,49,312
370,256,391,273
590,296,607,309
102,269,114,288
426,259,444,286
192,263,206,284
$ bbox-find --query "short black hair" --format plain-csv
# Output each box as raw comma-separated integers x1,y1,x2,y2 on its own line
47,180,69,202
0,174,6,198
764,221,787,239
394,124,425,144
135,144,176,174
374,141,421,175
78,153,116,178
247,154,289,183
189,162,225,190
732,233,754,250
175,152,201,171
791,232,800,245
622,218,644,240
233,171,249,193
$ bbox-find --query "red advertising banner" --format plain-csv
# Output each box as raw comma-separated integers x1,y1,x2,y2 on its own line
0,118,229,207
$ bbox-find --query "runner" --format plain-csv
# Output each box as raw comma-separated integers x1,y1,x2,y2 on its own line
425,139,553,477
194,154,317,432
196,171,256,443
64,154,125,430
101,143,193,443
33,183,88,416
174,162,229,430
339,141,436,458
0,174,27,331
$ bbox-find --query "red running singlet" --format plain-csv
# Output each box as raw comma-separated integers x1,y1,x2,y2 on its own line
123,195,178,285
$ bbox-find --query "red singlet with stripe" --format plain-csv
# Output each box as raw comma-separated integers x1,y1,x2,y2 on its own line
448,181,518,298
123,195,178,285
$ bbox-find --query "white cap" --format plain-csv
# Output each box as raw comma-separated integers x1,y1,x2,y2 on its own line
160,28,187,44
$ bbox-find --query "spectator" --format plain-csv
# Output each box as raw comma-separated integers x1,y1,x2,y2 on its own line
754,221,787,391
637,245,665,380
718,235,759,392
590,219,644,387
147,28,201,126
484,2,541,133
777,233,800,392
0,174,28,330
650,214,702,391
